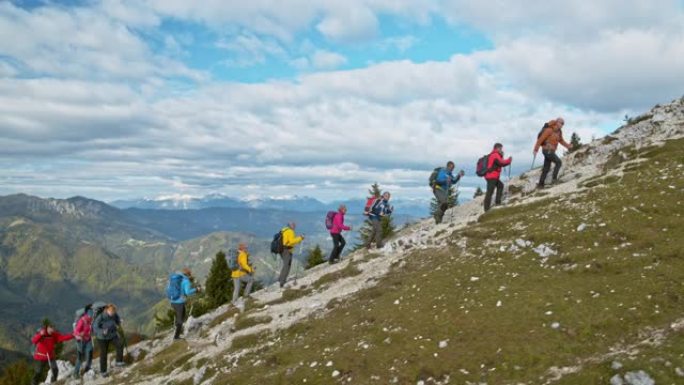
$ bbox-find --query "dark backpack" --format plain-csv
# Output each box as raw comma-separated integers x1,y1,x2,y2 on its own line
166,273,183,301
428,167,442,188
325,211,337,230
476,155,490,177
270,231,284,255
227,249,240,271
363,197,377,215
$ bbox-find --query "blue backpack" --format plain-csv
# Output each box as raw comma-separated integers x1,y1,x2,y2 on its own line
227,249,240,271
166,274,184,301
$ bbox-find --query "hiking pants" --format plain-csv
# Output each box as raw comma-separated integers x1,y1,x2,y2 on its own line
98,337,123,373
232,275,254,304
172,302,186,339
433,188,449,224
32,359,57,385
484,179,504,212
73,339,93,376
539,150,562,186
365,219,384,248
329,233,346,263
278,248,293,287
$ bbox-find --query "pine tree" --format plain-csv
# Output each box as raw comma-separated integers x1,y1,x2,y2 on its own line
356,182,396,249
569,132,582,153
473,186,484,198
430,185,459,219
305,244,325,269
204,251,232,308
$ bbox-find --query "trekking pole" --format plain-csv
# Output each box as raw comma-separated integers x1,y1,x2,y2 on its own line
293,241,303,285
531,153,537,170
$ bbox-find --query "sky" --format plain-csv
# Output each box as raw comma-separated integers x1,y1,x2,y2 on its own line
1,0,683,203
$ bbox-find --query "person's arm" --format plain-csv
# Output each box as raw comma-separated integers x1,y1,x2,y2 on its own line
534,129,552,152
334,213,350,231
31,331,43,344
238,252,253,274
56,332,74,342
559,131,571,149
183,278,197,296
451,172,462,185
74,318,84,339
501,156,512,167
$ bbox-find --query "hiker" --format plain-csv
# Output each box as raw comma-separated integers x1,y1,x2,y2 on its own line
484,143,512,212
431,161,465,224
72,304,94,379
365,191,393,249
93,304,124,377
31,319,73,385
534,117,573,188
278,222,305,288
167,268,200,340
329,204,352,264
232,243,255,305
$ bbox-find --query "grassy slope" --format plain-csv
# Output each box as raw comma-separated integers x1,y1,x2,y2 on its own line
114,138,684,385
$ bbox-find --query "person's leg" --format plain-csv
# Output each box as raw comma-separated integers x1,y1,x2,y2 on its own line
49,359,58,382
243,275,254,297
73,341,83,377
539,151,553,186
365,222,377,248
484,179,496,211
278,248,292,287
31,360,46,385
373,219,384,248
433,189,447,224
84,341,93,373
550,152,563,181
329,233,340,263
113,337,124,364
99,339,109,374
494,180,504,205
232,277,241,304
338,234,346,256
172,303,184,339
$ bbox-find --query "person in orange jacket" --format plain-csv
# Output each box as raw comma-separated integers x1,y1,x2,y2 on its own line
31,319,74,385
534,117,573,188
484,143,512,212
231,243,255,305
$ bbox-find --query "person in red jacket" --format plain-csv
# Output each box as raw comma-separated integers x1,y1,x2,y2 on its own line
484,143,512,212
31,319,73,385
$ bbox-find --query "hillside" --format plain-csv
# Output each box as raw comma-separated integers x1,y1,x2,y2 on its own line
70,98,684,385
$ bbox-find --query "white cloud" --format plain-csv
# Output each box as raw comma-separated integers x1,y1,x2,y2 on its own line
316,5,378,42
311,50,347,70
217,32,287,67
379,35,419,52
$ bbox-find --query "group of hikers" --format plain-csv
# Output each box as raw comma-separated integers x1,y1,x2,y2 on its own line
29,117,572,381
30,303,125,383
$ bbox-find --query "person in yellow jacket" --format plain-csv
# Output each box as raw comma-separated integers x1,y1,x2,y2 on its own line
231,243,254,305
278,222,305,288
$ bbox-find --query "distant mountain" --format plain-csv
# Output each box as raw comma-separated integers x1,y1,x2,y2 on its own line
112,194,434,218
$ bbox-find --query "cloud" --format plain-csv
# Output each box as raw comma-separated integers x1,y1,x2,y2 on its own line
217,32,287,67
311,50,347,70
316,5,378,42
379,36,419,52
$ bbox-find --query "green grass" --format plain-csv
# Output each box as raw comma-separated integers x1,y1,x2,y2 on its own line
234,315,274,331
207,307,240,329
263,288,314,306
311,263,362,289
147,138,684,384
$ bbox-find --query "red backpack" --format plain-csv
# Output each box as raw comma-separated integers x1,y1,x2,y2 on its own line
363,197,377,216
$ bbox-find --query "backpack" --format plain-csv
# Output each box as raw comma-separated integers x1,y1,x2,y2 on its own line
166,274,184,301
363,197,377,215
537,123,561,147
270,231,284,255
227,249,240,271
428,167,442,188
476,155,490,177
325,211,337,230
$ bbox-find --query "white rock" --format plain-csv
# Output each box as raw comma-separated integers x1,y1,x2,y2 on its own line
394,300,400,305
326,361,333,367
675,367,684,377
332,370,340,377
470,276,480,282
193,366,207,385
550,322,561,329
417,381,425,385
533,244,557,258
577,223,587,232
44,360,74,383
623,370,655,385
496,300,502,307
612,361,623,370
438,340,448,349
611,374,625,385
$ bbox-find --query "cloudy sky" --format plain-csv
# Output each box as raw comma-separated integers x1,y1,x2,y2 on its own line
1,0,683,203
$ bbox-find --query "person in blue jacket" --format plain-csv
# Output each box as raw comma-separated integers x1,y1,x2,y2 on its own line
168,268,200,340
432,161,464,224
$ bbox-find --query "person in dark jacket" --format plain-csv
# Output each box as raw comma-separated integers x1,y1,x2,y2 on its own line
484,143,512,212
92,304,124,377
364,191,393,249
432,161,464,224
31,319,73,385
168,267,200,339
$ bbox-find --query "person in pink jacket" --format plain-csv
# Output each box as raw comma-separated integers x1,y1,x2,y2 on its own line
72,304,94,378
329,204,352,264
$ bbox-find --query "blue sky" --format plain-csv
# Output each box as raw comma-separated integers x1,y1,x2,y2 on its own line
1,0,683,202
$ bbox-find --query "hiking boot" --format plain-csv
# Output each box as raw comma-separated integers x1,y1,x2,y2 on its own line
536,183,546,189
551,179,561,185
101,372,110,378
